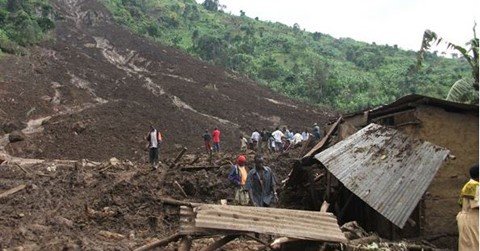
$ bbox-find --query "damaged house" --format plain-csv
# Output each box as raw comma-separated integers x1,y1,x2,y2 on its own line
290,94,478,248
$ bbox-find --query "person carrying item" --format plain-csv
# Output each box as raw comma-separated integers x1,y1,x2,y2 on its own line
457,164,479,251
202,130,212,154
228,155,250,205
246,154,278,207
146,125,162,169
212,127,221,152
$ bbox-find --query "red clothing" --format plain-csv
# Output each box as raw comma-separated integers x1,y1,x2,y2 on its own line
212,129,221,143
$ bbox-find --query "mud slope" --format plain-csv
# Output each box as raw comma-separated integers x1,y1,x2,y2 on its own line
0,0,334,161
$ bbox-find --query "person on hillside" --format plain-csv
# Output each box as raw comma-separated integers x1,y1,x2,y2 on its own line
457,164,479,251
302,129,310,141
292,131,303,146
246,154,278,207
271,127,284,152
313,123,322,139
202,130,212,154
228,155,250,205
251,129,261,151
212,127,221,152
240,135,248,152
260,128,268,153
146,125,162,169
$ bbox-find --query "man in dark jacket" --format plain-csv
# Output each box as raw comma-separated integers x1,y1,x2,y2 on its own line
246,154,277,207
202,130,212,154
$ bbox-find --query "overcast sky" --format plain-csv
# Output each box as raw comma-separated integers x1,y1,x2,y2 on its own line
196,0,478,52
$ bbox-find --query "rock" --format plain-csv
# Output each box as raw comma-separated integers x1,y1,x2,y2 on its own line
98,230,125,240
72,121,87,134
51,216,74,228
47,164,57,172
109,157,120,166
8,130,25,142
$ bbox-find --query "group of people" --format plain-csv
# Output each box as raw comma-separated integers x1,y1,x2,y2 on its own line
202,127,221,154
240,124,323,153
145,123,323,169
228,154,277,207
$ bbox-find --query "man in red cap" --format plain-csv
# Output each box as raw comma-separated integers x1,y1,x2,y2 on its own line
228,155,250,205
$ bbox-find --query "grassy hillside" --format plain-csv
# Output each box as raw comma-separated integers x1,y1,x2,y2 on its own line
0,0,55,54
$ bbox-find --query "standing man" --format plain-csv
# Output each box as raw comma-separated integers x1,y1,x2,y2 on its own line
228,155,250,205
313,123,322,139
457,164,479,251
271,127,284,153
251,129,261,151
260,128,268,153
212,127,221,152
246,154,278,207
202,130,212,154
240,135,248,152
146,125,162,169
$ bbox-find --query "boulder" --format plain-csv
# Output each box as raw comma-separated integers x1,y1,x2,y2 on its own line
8,130,25,143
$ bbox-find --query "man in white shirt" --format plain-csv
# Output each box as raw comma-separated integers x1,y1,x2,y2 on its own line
251,129,261,150
271,127,284,152
146,125,162,169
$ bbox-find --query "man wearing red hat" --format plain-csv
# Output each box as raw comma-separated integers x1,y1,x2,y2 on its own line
228,155,250,205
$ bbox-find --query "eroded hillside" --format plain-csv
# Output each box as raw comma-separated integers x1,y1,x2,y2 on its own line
0,0,334,161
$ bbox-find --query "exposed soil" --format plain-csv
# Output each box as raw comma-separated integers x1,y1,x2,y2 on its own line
0,145,313,250
0,0,335,162
0,1,335,249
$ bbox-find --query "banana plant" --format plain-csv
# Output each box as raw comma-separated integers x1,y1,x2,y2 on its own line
417,23,479,103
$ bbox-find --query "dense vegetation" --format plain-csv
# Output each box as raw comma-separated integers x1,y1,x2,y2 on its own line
101,0,473,111
0,0,55,54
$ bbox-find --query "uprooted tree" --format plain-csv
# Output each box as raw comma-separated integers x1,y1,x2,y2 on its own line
417,23,479,104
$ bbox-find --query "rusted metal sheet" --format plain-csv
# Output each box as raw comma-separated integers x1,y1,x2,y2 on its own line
179,206,234,236
369,94,478,117
315,123,449,228
194,204,347,243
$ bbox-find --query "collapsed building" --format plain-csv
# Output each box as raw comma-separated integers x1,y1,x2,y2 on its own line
287,94,478,248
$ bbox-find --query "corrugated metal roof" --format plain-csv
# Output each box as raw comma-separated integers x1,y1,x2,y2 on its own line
194,204,347,243
315,123,450,228
369,94,478,117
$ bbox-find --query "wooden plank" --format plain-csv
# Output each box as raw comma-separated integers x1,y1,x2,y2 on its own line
133,233,182,251
159,197,200,207
0,184,26,199
174,181,188,198
304,117,342,158
180,165,226,171
170,147,187,169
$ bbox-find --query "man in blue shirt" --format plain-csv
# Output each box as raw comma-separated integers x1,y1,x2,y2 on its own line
246,154,278,207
